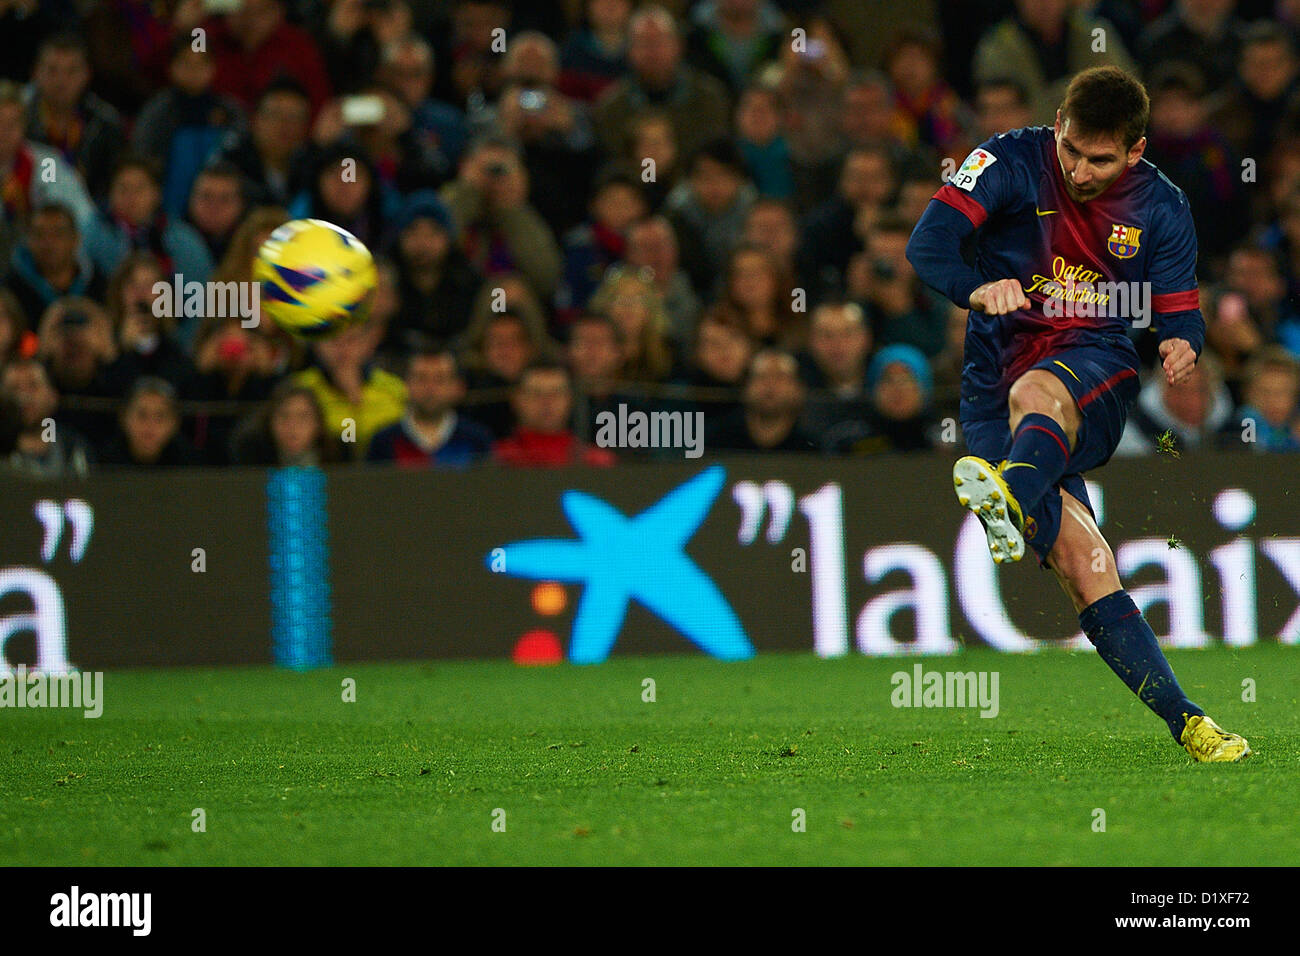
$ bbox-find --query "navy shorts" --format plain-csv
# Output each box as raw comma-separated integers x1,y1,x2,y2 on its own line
960,336,1141,565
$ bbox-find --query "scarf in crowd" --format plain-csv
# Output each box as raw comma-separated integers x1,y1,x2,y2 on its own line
2,147,35,223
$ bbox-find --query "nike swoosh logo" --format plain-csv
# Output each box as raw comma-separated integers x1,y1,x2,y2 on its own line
1001,462,1037,472
1035,207,1058,216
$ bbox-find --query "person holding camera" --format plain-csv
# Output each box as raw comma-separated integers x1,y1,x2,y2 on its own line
439,135,562,302
5,202,106,325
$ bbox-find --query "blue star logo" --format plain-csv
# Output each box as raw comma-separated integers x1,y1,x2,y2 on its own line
486,465,753,663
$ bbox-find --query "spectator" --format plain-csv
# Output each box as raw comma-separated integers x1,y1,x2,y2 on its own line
440,135,563,301
185,164,252,266
624,214,700,348
24,32,127,203
566,311,642,442
460,306,552,437
293,318,406,457
682,306,753,428
1143,63,1243,266
556,168,648,323
666,137,757,295
800,301,872,404
625,109,680,211
191,314,280,464
84,0,191,115
974,77,1034,139
0,80,96,262
558,0,631,104
210,78,313,208
593,5,730,162
1236,345,1300,452
34,296,118,443
382,189,481,357
204,0,332,117
442,0,514,110
288,143,390,252
822,343,937,455
707,348,816,452
134,40,248,219
0,0,76,88
763,15,851,208
884,27,977,162
716,243,800,349
1211,246,1300,370
930,302,971,420
99,251,199,398
973,0,1136,125
1115,352,1235,455
230,380,342,466
684,0,784,98
587,265,676,383
84,156,214,294
5,203,106,329
1210,22,1300,168
378,35,468,173
1260,183,1300,304
0,288,34,366
211,205,289,287
492,31,600,236
1139,0,1247,95
493,360,615,466
97,375,201,467
1,356,92,478
735,84,794,200
799,303,873,441
312,0,399,96
838,71,916,171
801,145,897,295
315,86,450,196
367,346,493,466
741,198,816,305
853,216,948,358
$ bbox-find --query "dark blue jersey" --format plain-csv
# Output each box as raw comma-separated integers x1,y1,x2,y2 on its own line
907,126,1204,389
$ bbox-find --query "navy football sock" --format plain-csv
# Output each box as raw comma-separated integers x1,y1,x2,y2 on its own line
1079,591,1204,741
1001,413,1069,514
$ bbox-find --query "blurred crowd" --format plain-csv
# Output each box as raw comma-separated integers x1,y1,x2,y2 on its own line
1,0,1300,475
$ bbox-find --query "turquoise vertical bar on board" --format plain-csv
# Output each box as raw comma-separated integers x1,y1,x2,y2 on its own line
267,467,333,669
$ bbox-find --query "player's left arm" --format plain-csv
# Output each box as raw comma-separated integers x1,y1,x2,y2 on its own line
1146,195,1206,387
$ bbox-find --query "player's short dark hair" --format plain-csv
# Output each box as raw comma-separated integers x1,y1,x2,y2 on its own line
1060,66,1150,151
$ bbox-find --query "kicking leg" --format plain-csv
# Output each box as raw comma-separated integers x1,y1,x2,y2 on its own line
1048,488,1251,761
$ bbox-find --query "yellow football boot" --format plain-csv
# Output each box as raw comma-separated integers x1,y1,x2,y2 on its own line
953,456,1026,563
1180,714,1252,763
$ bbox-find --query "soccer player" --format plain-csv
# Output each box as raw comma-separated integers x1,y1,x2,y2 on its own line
906,66,1250,762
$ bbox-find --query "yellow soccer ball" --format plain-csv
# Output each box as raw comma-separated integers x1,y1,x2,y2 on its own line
254,219,377,339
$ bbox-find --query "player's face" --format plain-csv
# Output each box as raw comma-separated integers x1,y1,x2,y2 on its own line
1053,113,1145,202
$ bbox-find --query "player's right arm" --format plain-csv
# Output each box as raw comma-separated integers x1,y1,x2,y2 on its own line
906,140,1027,314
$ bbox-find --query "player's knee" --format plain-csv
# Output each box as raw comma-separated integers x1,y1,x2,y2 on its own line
1008,376,1061,421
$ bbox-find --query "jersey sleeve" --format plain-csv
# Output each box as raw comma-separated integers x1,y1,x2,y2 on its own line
1146,194,1205,358
931,138,1022,229
907,137,1025,309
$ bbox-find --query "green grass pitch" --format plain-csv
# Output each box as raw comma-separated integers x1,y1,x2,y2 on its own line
1,644,1294,866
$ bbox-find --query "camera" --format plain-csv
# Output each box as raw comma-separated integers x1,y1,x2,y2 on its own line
872,259,897,281
518,89,548,112
485,161,511,178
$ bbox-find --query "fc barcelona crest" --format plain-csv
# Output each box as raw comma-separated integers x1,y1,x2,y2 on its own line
1107,223,1141,259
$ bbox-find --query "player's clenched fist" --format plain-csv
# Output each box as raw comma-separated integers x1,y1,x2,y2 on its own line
1159,338,1197,386
969,279,1031,315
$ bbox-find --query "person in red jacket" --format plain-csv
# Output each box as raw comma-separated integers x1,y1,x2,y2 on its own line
493,360,615,467
203,0,332,118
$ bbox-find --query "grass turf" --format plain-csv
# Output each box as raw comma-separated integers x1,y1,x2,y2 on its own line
0,644,1294,866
